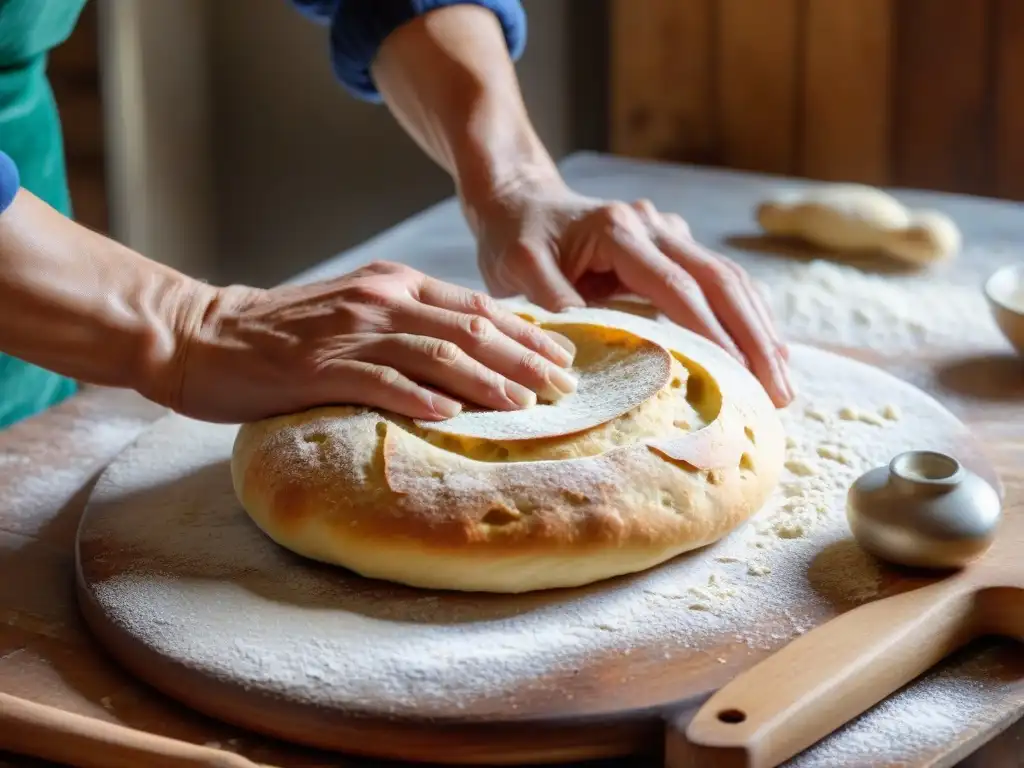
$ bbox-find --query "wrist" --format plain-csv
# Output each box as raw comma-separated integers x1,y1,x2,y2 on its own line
128,271,221,410
454,125,567,235
141,281,266,415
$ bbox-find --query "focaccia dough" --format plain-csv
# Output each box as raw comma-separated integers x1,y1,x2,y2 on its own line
756,184,961,265
230,302,786,593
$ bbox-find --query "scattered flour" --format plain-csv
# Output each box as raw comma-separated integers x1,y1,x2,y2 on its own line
78,346,990,756
0,412,153,538
789,645,1016,767
754,257,1007,353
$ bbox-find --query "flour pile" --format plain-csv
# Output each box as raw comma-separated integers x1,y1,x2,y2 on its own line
755,257,1006,352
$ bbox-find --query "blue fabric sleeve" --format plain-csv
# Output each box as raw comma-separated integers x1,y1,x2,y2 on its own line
0,150,19,216
288,0,527,102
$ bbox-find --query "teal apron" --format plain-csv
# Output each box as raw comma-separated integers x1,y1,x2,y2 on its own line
0,0,87,428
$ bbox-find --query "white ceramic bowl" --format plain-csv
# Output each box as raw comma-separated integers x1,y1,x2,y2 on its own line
984,263,1024,356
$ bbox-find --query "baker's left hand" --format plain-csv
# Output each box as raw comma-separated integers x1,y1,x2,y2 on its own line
469,179,794,408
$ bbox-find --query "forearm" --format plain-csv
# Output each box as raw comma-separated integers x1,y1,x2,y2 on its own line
371,4,564,225
0,189,211,400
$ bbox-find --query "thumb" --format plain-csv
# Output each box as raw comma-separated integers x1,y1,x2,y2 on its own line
508,242,586,313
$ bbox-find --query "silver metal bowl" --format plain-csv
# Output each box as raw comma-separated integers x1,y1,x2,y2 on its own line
846,450,1002,569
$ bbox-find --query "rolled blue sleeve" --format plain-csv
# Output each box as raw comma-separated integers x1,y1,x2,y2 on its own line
289,0,527,102
0,151,19,216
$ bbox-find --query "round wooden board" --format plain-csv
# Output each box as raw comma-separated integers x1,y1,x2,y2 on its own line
75,344,1001,765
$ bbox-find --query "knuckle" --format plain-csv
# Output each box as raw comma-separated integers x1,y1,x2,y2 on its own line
516,323,545,349
427,339,461,365
369,364,401,387
632,198,657,218
666,213,692,237
518,350,547,378
465,291,496,316
707,263,743,294
462,313,495,343
600,202,637,230
664,269,700,299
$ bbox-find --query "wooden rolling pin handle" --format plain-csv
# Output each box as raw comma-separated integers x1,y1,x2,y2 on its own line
0,691,271,768
664,577,981,768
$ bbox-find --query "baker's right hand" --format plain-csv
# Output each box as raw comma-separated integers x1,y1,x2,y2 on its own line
158,261,577,424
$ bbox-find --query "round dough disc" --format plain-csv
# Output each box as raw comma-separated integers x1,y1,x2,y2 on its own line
229,302,787,593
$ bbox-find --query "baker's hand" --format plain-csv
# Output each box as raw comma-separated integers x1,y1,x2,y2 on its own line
164,262,577,423
470,179,794,408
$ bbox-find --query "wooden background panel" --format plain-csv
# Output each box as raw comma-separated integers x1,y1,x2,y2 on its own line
994,0,1024,201
716,0,801,175
800,0,892,185
610,0,1024,201
892,0,993,195
609,0,717,164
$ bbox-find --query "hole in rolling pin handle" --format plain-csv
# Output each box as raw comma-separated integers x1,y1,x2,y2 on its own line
716,708,746,724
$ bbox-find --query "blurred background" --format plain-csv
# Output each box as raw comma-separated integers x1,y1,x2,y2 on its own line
53,0,1024,287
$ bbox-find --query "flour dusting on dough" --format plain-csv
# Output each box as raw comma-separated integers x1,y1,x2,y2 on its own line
412,323,672,441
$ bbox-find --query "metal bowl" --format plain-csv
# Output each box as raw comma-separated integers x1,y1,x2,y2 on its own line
846,450,1002,569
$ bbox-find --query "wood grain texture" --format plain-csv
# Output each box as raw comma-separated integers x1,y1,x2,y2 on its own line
683,503,1024,767
893,0,994,194
609,0,1024,200
800,0,893,184
716,0,800,174
994,0,1024,200
609,0,717,164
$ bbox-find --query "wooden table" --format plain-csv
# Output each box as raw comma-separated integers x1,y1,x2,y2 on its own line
1,154,1022,766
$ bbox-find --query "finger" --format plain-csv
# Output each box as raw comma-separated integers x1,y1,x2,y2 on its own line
662,214,789,361
630,198,668,230
657,230,794,406
344,332,550,412
503,241,587,313
414,277,576,368
544,330,577,359
602,220,748,363
311,359,462,420
388,304,578,403
743,272,790,360
742,271,791,361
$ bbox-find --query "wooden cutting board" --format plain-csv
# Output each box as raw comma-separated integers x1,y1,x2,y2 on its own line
74,343,1003,765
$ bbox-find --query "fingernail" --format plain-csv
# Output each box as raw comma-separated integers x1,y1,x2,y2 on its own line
545,331,576,365
541,366,578,401
431,395,462,418
504,379,537,409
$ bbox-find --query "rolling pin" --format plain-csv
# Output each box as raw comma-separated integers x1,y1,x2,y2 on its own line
0,691,273,768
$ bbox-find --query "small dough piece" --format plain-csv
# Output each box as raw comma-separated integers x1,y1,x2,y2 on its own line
755,184,961,265
231,301,786,594
413,323,672,441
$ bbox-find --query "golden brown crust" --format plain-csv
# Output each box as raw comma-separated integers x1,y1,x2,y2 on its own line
230,302,786,592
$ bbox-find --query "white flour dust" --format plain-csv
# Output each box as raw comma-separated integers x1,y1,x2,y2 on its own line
0,413,153,538
753,256,1007,352
789,646,1016,767
81,344,981,730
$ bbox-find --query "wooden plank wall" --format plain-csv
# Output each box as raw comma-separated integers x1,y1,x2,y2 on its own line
48,1,108,234
610,0,1024,200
